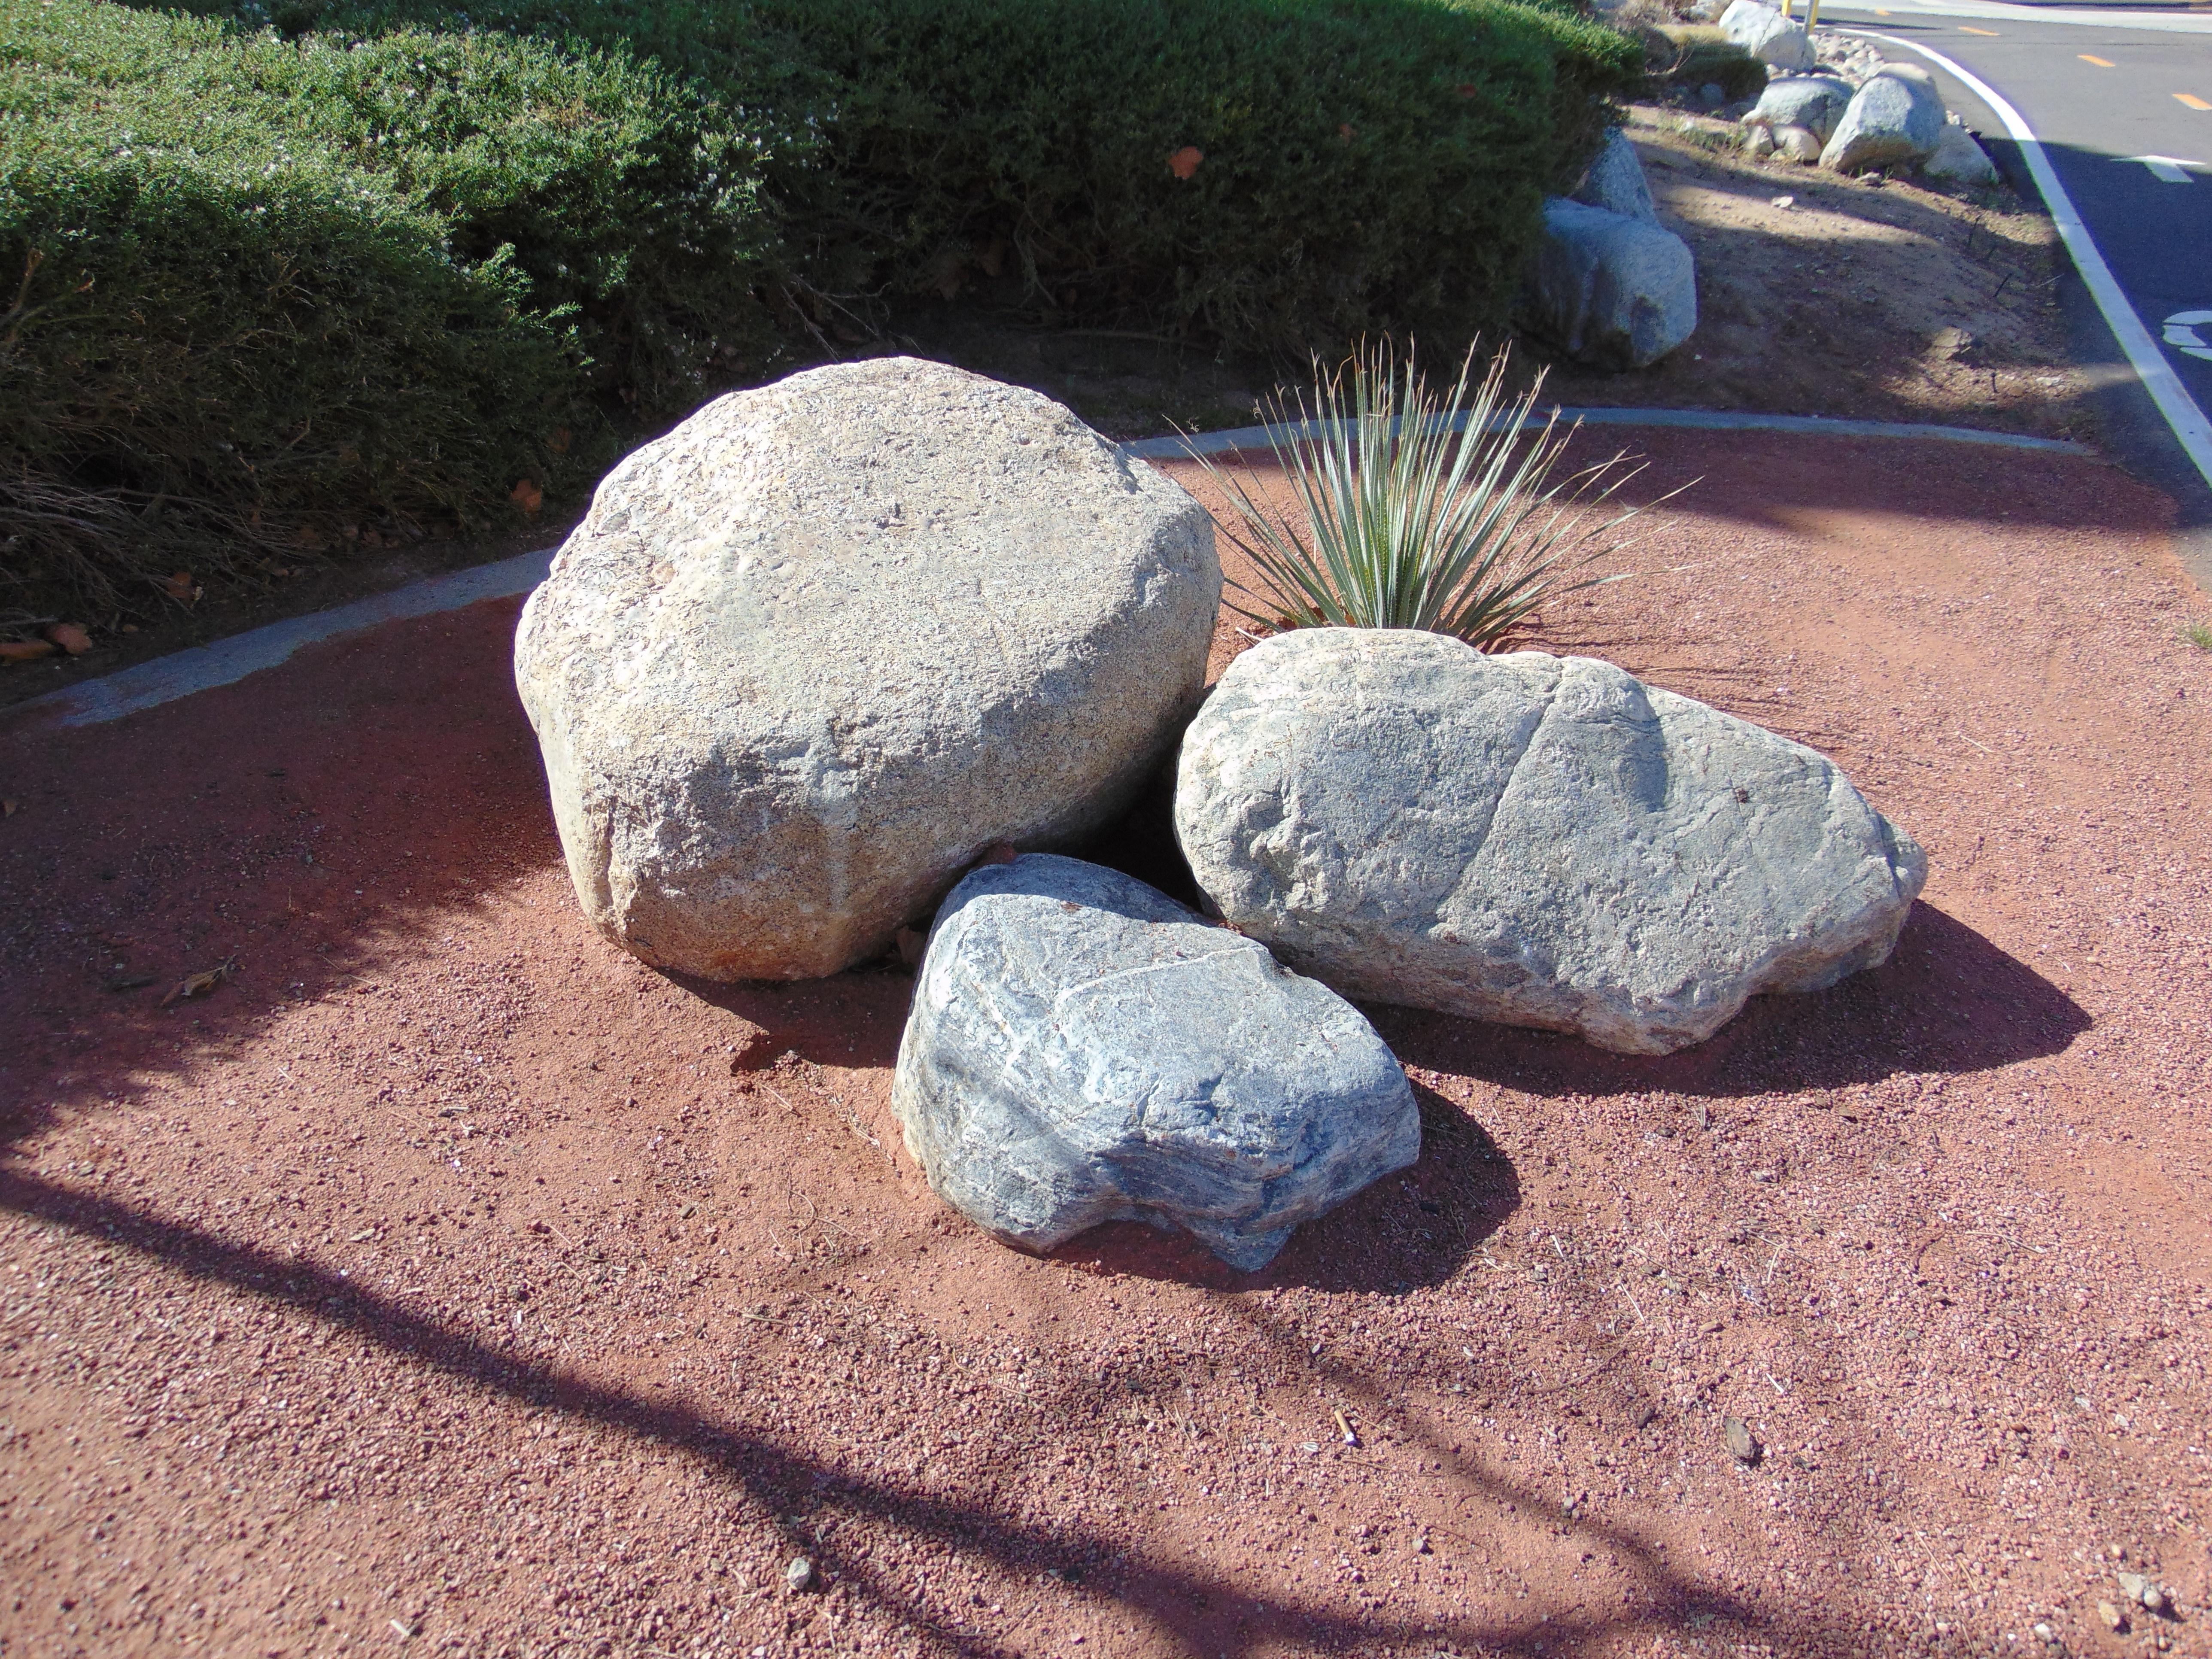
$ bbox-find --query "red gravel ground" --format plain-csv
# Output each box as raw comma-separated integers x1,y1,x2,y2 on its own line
3,431,2210,1659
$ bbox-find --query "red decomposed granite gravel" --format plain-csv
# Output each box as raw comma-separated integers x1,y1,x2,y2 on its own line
3,432,2210,1659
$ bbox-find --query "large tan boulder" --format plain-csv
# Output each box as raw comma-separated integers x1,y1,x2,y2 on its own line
514,358,1220,980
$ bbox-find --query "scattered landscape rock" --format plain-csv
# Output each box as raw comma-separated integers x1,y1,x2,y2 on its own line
1822,64,1947,173
1774,125,1824,164
514,357,1220,981
2118,1571,2168,1613
1811,28,1887,82
1173,629,1928,1056
1718,0,1814,71
785,1557,816,1593
1571,128,1659,225
2098,1598,2129,1633
1723,1415,1762,1464
1523,198,1698,371
1923,122,1999,184
1745,74,1854,142
1746,125,1776,160
891,854,1419,1270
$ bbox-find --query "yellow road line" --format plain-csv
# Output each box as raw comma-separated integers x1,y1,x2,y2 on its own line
1959,25,1999,34
2078,54,2116,67
2179,93,2212,110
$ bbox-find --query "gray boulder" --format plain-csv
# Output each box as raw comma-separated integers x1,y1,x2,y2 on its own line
1572,128,1658,225
891,855,1419,1270
514,358,1220,981
1745,74,1855,143
1523,199,1697,371
1718,0,1814,71
1174,630,1928,1057
1923,122,1999,183
1772,124,1825,164
1822,64,1947,172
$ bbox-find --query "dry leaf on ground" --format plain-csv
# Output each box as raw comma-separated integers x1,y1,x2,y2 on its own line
511,479,544,515
0,639,56,662
161,955,237,1007
45,623,91,655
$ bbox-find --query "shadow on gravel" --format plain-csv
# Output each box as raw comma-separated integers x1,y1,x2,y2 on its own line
1377,899,2089,1102
1042,1081,1517,1295
0,1166,1846,1659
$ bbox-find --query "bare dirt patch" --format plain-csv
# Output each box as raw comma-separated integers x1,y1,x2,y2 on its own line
1527,106,2090,439
5,435,2210,1659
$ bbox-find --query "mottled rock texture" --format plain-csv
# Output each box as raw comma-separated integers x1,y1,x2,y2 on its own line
1523,199,1698,372
1718,0,1814,70
515,358,1220,980
1823,64,1947,173
1745,75,1855,144
891,855,1419,1270
1175,629,1927,1055
1571,128,1659,225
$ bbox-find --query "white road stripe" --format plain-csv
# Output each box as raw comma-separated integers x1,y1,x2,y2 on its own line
1849,31,2212,492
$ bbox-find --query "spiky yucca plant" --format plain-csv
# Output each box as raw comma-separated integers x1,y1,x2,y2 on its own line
1188,340,1658,650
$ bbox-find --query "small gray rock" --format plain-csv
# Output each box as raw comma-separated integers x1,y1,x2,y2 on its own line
1822,64,1947,173
890,854,1419,1270
1723,1414,1761,1464
1718,0,1814,71
1922,122,1999,184
1523,199,1698,372
1572,129,1658,224
1745,74,1854,143
785,1556,816,1593
1174,630,1927,1056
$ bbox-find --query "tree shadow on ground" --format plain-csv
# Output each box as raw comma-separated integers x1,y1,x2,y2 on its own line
1374,900,2088,1102
0,1165,1872,1659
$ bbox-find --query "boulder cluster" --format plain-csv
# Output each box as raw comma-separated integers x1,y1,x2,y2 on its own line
1722,4,1999,182
517,359,1927,1268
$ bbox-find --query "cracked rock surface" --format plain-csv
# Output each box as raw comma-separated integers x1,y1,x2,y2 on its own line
1174,629,1927,1055
890,854,1419,1270
514,357,1218,981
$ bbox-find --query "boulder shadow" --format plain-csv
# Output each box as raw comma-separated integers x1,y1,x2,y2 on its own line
1045,1082,1517,1294
1374,900,2089,1101
653,961,915,1073
1074,754,1202,911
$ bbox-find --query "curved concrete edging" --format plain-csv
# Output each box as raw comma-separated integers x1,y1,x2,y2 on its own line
8,406,2098,730
1122,405,2093,460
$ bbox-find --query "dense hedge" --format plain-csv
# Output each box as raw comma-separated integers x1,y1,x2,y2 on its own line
0,0,798,613
0,0,1640,620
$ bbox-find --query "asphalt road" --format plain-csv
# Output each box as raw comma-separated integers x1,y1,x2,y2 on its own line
1816,1,2212,579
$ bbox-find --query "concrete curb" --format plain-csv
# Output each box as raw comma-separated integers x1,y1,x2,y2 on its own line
1121,406,2094,459
6,407,2100,730
14,548,553,731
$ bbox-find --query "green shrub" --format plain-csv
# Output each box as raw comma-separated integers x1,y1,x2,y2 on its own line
2,0,1641,620
242,0,1642,352
0,0,796,616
